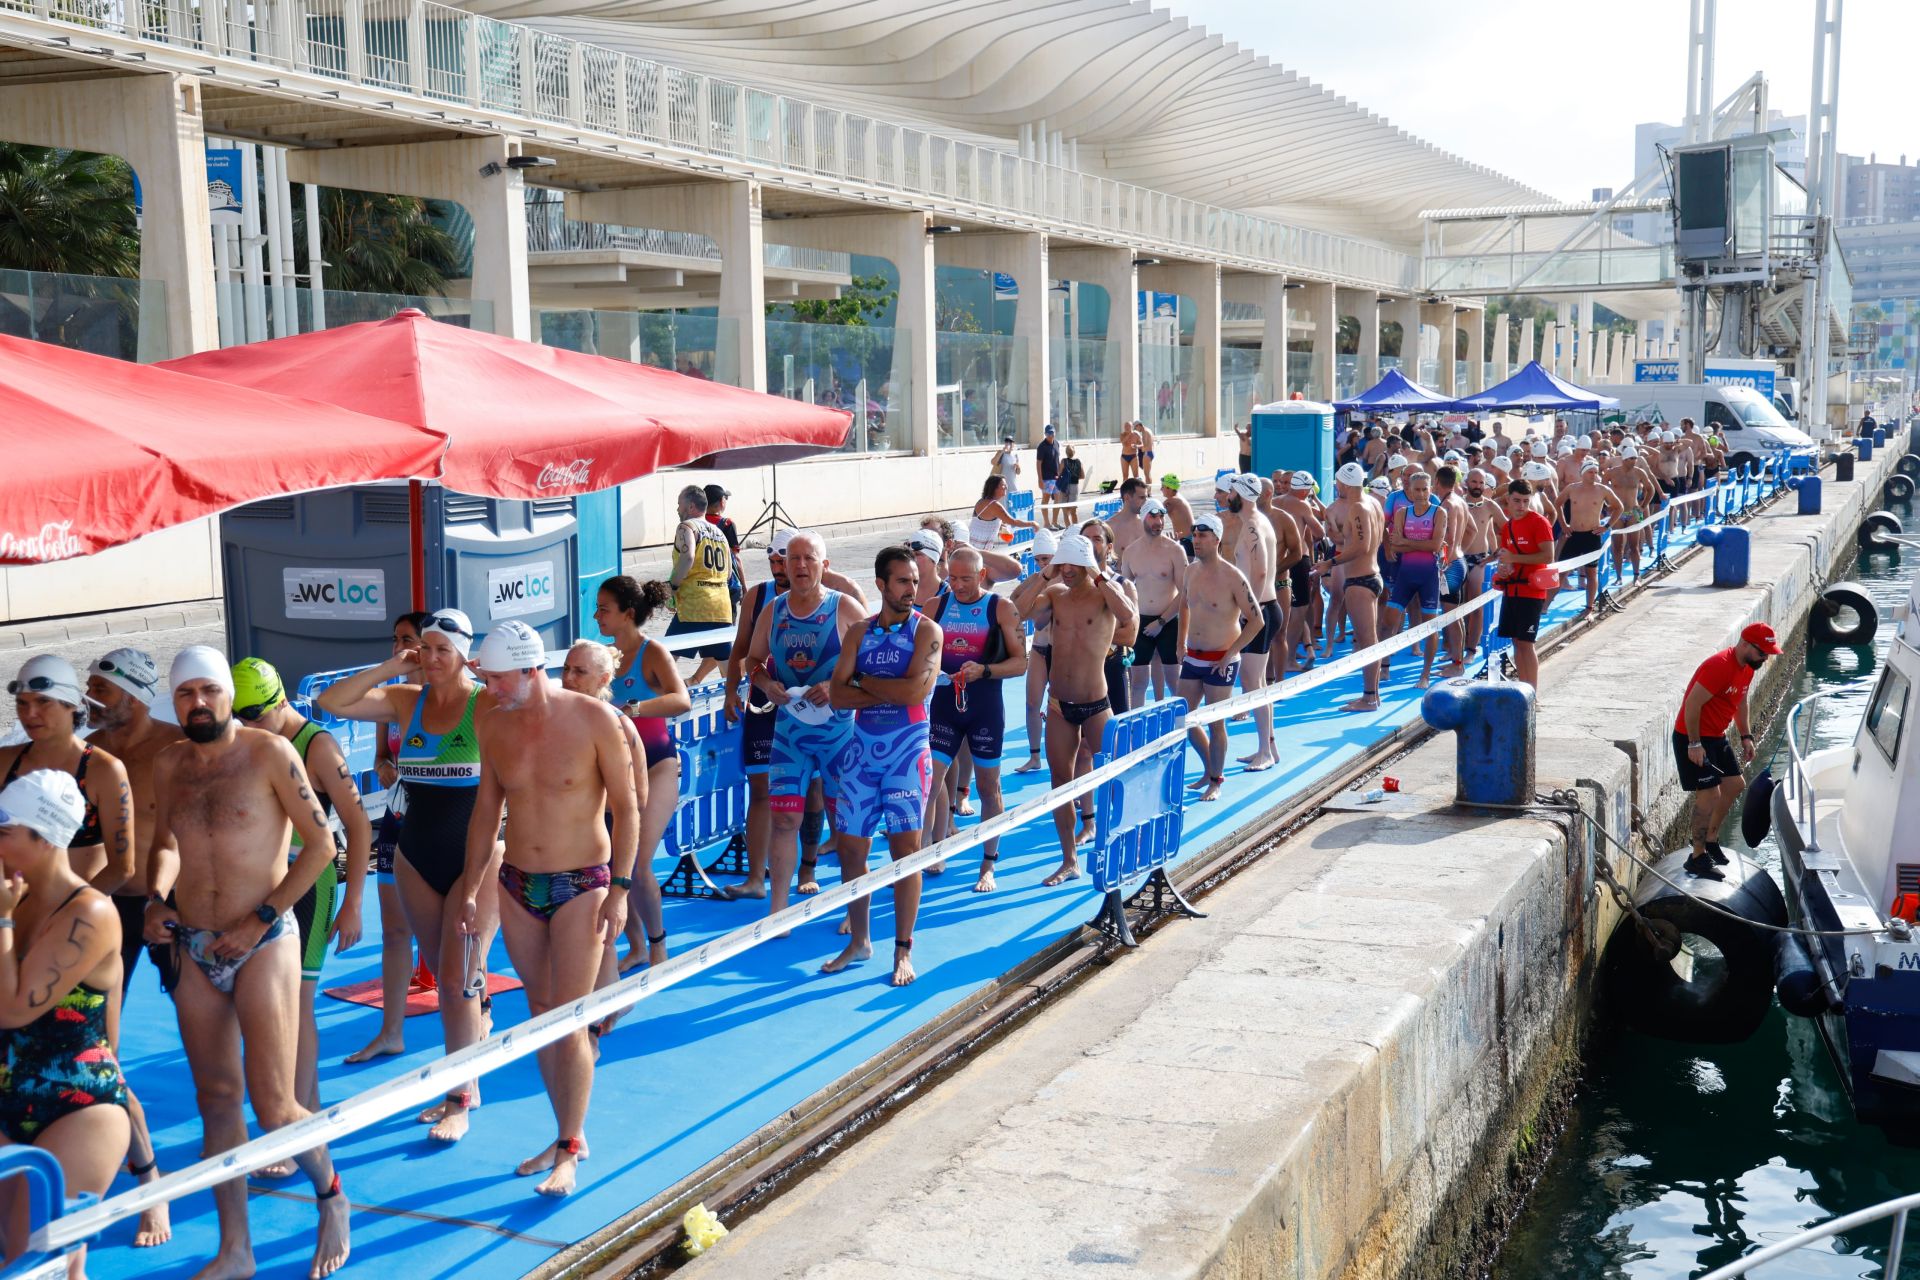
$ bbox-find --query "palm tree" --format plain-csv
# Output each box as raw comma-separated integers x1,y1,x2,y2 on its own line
0,145,140,278
294,189,461,298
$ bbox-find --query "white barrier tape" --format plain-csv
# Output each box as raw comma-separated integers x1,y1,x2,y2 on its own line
656,627,735,655
47,471,1770,1249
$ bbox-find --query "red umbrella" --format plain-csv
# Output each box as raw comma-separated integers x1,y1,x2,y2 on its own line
161,309,851,497
0,334,449,566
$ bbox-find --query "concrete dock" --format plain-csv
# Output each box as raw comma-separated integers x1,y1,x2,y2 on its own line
690,445,1904,1279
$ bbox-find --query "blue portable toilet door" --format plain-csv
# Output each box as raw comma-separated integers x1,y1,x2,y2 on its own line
574,487,623,639
429,491,581,654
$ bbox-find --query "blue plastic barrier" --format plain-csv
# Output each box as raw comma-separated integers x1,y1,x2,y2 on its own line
1092,495,1122,523
293,666,396,798
660,680,749,898
1421,679,1536,807
0,1145,96,1279
1004,490,1037,555
1085,698,1198,947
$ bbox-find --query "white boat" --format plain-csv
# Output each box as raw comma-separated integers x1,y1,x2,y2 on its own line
1773,557,1920,1139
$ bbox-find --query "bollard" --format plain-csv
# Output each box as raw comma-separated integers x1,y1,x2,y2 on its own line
1835,450,1856,483
1794,473,1823,515
1874,428,1887,447
1859,436,1875,462
1697,525,1750,587
1420,679,1535,808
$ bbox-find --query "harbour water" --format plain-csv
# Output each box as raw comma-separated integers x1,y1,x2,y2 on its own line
1492,502,1920,1279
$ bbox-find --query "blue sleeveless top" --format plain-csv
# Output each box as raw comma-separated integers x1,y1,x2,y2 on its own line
934,591,999,684
855,611,928,733
611,636,660,706
770,589,845,688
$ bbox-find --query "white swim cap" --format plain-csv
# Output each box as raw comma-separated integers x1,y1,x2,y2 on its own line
1387,453,1409,471
1335,461,1369,488
1141,499,1168,517
169,645,233,699
1290,470,1314,489
476,620,546,673
1622,442,1640,458
906,528,945,559
1577,434,1594,449
1030,528,1058,558
423,608,475,658
1192,514,1224,539
0,769,86,847
1368,477,1392,493
770,528,796,555
1531,440,1549,458
1523,461,1555,482
1491,455,1514,473
1213,473,1236,492
1581,458,1601,472
11,655,90,709
1226,473,1262,500
1051,534,1098,569
90,648,161,706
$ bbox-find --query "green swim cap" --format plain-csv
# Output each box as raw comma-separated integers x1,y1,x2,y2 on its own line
1161,473,1181,489
230,657,286,717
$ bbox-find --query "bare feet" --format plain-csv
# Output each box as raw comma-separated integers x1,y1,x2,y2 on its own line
343,1031,405,1065
255,1160,297,1179
189,1244,256,1280
649,935,669,967
1199,774,1224,802
1041,862,1081,887
837,917,852,935
1340,696,1381,713
311,1185,351,1279
721,881,768,900
1186,775,1212,790
1416,674,1433,690
1241,751,1276,772
796,859,820,895
616,950,648,975
518,1138,589,1198
428,1094,471,1143
972,866,997,893
925,860,947,876
1012,755,1044,774
820,940,872,973
133,1171,172,1247
417,1084,480,1124
892,943,917,987
954,794,975,817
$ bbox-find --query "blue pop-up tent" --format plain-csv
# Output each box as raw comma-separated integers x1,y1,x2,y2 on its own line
1449,360,1619,413
1332,368,1457,413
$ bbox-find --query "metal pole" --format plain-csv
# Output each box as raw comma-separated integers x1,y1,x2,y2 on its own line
239,143,267,342
304,181,327,331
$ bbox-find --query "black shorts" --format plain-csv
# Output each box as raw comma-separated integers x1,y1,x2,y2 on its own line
743,704,776,776
1103,651,1132,715
1286,559,1311,609
930,681,1006,766
1242,599,1284,656
1238,454,1253,473
1560,530,1605,563
666,615,732,663
1496,594,1546,643
1673,731,1740,791
1132,620,1179,668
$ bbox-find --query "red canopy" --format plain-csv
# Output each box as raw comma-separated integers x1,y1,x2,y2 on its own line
0,334,449,566
162,309,851,498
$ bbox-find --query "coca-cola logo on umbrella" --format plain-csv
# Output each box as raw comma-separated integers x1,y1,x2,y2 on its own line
535,459,594,490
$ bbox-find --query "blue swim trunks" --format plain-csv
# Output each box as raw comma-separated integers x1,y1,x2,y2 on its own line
768,708,854,813
834,726,932,838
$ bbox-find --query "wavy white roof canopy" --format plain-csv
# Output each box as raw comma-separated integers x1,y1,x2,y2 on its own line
462,0,1554,246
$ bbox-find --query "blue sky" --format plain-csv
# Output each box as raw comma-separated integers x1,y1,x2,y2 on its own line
1166,0,1917,200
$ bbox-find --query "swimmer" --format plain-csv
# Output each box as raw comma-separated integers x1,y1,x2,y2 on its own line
1220,475,1279,768
823,546,941,985
1383,470,1450,688
1176,516,1263,802
1108,477,1149,557
1559,461,1626,614
145,646,351,1279
1323,462,1386,711
459,622,639,1197
1121,499,1188,706
1009,529,1059,777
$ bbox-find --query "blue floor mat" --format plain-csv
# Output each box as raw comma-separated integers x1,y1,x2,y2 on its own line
83,523,1701,1280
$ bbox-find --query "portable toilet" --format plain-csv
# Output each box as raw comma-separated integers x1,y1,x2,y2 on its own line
1249,400,1335,496
221,484,622,691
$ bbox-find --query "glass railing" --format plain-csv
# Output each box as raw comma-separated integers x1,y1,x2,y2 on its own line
535,308,738,384
936,330,1028,449
0,267,165,361
1051,336,1119,441
1335,353,1360,400
765,319,911,454
1287,350,1321,403
1424,245,1675,293
213,284,491,346
1221,346,1263,420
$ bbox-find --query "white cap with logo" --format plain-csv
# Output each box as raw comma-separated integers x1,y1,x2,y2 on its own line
11,655,91,709
476,620,547,673
0,769,87,847
90,649,161,706
1335,461,1369,488
906,528,945,559
1051,534,1098,569
169,646,234,699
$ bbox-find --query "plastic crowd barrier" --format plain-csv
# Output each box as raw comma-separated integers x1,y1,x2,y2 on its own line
660,680,750,897
1086,698,1197,947
40,458,1818,1256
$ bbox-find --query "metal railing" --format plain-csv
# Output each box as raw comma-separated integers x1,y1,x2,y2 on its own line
1784,691,1827,852
0,0,1419,291
1697,1190,1919,1279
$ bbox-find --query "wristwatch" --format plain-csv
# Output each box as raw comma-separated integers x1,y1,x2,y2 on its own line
610,875,633,890
255,901,278,924
849,672,866,691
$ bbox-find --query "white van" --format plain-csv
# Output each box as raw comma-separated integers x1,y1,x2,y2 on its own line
1591,383,1816,468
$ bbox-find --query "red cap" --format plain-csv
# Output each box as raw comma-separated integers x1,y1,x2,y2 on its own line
1742,622,1783,655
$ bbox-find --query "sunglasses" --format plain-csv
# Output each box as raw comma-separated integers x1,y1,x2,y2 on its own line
93,658,157,690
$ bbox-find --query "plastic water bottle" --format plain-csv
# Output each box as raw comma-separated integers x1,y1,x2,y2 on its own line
1362,788,1387,804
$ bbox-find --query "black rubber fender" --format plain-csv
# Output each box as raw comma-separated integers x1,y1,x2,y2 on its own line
1810,581,1879,645
1889,474,1917,503
1862,510,1904,552
1775,933,1833,1017
1601,850,1788,1043
1741,767,1775,849
1900,452,1920,478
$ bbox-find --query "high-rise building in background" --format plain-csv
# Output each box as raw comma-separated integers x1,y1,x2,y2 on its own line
1838,153,1920,223
1836,154,1920,378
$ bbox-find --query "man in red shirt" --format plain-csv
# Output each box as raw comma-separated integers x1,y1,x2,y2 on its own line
1490,478,1557,687
1673,622,1783,879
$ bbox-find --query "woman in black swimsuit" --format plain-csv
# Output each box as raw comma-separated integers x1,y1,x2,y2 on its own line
0,768,131,1278
2,656,132,892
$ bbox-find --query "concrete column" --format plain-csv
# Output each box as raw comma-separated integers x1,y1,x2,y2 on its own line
1337,287,1377,389
1300,280,1337,404
1554,301,1574,379
1573,295,1594,381
1540,321,1558,374
1385,297,1421,383
935,231,1050,443
1139,260,1222,436
1,74,219,357
1517,317,1534,371
1465,306,1486,392
1636,317,1652,363
771,211,938,456
1420,303,1455,395
288,136,530,339
1052,245,1141,428
1240,274,1290,403
567,179,767,389
1493,312,1512,382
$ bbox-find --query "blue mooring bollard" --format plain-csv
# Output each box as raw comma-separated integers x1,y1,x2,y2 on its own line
1697,525,1751,587
1421,679,1536,808
1859,436,1875,462
1791,473,1823,515
1874,429,1888,447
